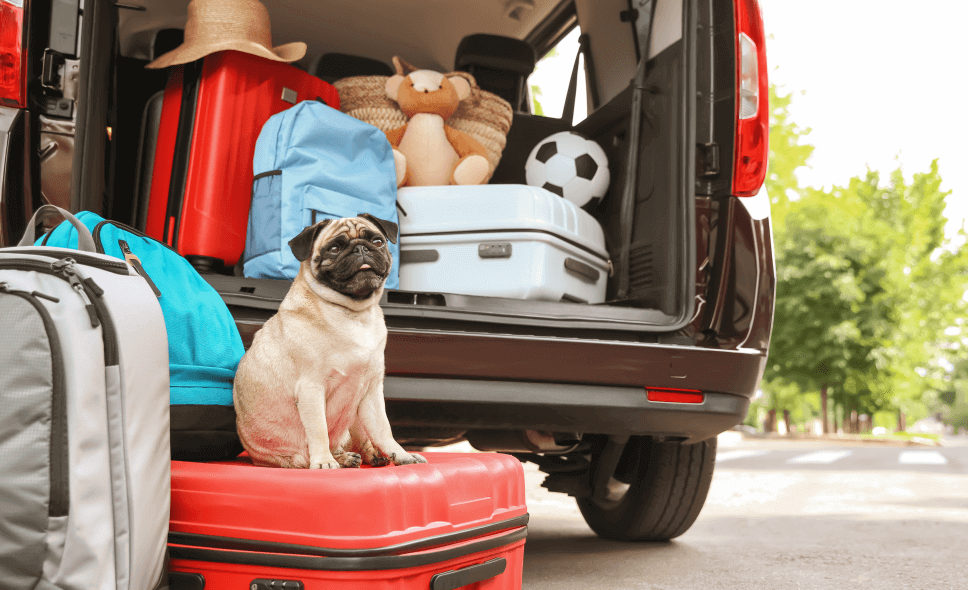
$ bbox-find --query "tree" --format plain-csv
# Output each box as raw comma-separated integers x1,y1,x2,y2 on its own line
765,163,968,430
764,85,814,224
757,84,820,426
530,85,546,116
529,45,559,116
761,85,968,432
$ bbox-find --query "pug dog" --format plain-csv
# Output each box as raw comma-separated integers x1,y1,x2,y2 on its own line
233,214,426,469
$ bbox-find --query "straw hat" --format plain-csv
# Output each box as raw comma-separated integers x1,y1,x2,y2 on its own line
146,0,306,69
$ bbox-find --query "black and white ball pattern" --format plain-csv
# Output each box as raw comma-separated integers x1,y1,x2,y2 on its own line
525,131,610,207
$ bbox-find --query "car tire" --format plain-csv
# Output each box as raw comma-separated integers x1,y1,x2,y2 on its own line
577,435,717,541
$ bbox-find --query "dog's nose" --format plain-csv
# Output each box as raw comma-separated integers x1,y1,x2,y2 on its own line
354,244,368,256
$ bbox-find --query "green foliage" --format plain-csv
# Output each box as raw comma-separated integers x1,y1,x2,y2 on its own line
943,380,968,430
531,85,545,116
764,85,813,227
761,84,968,428
950,405,968,430
529,45,561,117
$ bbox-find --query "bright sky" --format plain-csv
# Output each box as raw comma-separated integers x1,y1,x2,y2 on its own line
760,0,968,233
527,28,587,124
531,3,968,234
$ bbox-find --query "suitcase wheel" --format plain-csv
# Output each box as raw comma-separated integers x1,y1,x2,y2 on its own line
185,255,226,275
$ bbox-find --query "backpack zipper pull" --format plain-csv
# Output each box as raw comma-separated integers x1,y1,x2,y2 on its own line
0,282,59,303
118,239,162,297
32,291,61,303
52,258,100,328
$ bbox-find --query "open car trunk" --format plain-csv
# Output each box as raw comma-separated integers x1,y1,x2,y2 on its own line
94,0,717,335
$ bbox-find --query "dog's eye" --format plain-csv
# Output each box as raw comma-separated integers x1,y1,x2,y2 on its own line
328,245,340,254
372,237,384,246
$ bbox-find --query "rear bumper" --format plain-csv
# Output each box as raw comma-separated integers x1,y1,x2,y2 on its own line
234,318,765,442
384,377,750,444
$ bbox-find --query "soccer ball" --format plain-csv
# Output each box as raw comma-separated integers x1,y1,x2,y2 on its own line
524,131,610,208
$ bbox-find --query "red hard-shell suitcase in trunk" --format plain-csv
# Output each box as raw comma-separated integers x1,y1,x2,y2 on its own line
145,50,339,271
168,452,528,589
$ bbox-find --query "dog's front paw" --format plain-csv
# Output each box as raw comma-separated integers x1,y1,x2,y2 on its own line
393,452,427,466
334,451,362,468
309,457,341,470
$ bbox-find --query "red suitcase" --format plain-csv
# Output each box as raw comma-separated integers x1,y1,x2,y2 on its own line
146,50,339,271
167,452,528,589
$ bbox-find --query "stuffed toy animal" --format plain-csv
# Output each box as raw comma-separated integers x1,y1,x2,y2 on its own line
384,57,491,188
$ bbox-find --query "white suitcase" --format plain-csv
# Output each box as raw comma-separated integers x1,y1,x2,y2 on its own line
397,185,611,303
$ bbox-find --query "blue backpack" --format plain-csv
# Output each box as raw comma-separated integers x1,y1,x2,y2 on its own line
40,212,246,461
242,100,400,287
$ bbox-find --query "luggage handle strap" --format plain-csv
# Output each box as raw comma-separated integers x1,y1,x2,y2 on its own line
18,205,98,252
430,558,507,590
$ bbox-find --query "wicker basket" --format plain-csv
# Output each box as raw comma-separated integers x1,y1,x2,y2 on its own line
333,73,513,179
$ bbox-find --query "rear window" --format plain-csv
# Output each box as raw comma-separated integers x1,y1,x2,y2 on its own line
527,26,587,125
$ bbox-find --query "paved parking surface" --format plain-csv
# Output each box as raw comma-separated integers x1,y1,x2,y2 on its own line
519,437,968,589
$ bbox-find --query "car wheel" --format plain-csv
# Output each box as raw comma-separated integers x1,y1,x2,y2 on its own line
577,435,717,541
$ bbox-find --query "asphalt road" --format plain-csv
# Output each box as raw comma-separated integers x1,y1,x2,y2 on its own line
519,435,968,590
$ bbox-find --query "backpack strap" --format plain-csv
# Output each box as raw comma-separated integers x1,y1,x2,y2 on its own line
18,205,98,252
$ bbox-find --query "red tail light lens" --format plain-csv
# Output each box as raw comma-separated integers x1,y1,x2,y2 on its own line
0,0,27,108
732,0,768,197
646,388,705,404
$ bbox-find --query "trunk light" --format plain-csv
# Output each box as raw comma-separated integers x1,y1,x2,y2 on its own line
647,388,705,404
732,0,769,197
738,33,758,119
0,0,27,108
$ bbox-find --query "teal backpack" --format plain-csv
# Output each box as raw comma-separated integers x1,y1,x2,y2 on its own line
41,211,245,461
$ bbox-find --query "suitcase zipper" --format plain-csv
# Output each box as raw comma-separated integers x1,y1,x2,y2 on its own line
118,239,162,297
14,248,131,274
0,259,119,365
0,285,70,517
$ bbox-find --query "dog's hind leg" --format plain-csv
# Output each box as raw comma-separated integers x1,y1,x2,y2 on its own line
333,431,362,467
332,443,362,468
348,422,390,467
356,385,428,466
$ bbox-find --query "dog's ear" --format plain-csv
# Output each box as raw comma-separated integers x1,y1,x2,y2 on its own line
289,219,332,261
359,213,398,244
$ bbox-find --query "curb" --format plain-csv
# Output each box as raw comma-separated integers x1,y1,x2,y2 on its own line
733,433,941,447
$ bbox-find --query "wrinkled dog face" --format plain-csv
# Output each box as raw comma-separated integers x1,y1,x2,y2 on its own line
289,215,397,300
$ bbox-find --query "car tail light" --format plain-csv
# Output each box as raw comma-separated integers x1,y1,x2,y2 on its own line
0,0,27,108
647,387,705,404
732,0,768,197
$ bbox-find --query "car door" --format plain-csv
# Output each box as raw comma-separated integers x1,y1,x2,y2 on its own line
0,0,114,247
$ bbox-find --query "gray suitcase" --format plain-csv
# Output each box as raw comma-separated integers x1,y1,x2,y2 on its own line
0,206,170,590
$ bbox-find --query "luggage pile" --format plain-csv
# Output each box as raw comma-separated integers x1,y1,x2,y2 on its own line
132,14,610,306
0,209,527,589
